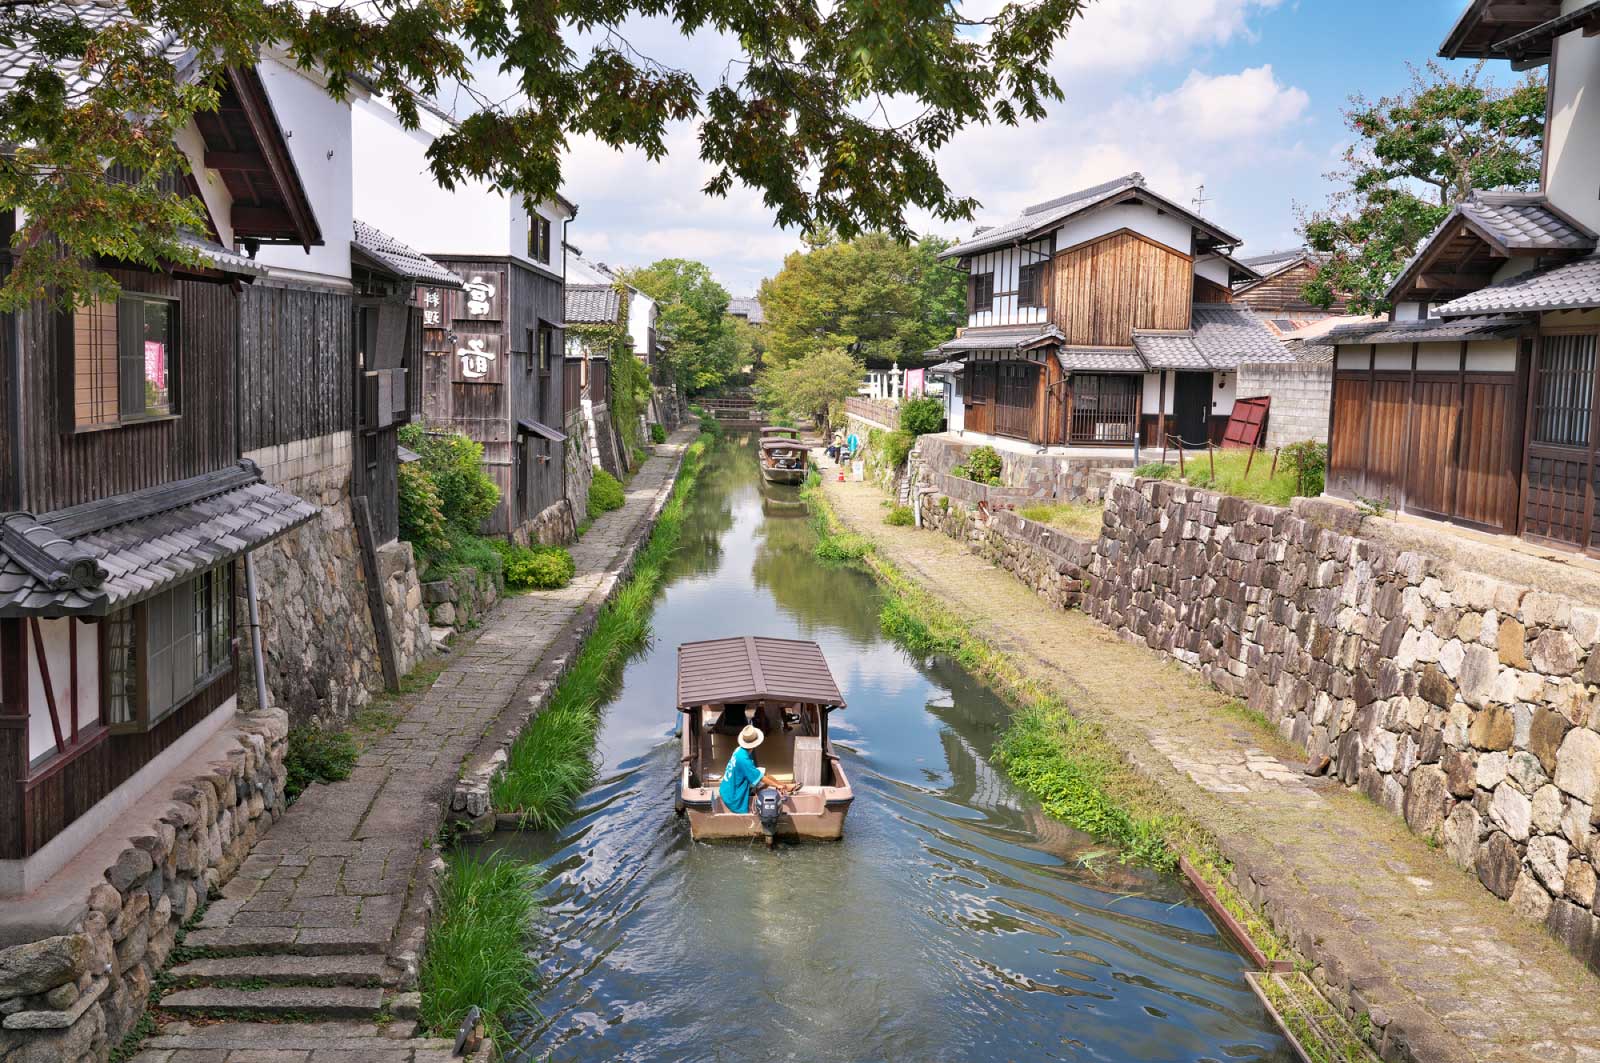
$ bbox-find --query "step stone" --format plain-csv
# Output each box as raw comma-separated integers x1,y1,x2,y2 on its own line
166,953,393,987
157,985,386,1019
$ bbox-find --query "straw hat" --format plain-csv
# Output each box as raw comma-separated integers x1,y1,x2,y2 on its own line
737,725,764,750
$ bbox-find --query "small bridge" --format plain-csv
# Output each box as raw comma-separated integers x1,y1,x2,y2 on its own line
701,394,766,430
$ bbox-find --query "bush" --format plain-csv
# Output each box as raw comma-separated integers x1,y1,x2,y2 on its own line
1133,462,1179,480
952,445,1004,486
489,540,576,589
284,726,358,802
698,414,724,439
398,462,449,556
398,425,500,533
588,469,626,518
1283,440,1327,498
425,534,504,584
885,505,914,526
899,396,944,436
650,422,667,444
880,429,915,468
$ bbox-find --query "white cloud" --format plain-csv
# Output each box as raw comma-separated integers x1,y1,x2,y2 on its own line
1136,65,1309,141
1054,0,1282,75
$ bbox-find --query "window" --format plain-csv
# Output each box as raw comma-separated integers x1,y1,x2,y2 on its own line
105,566,232,733
538,323,554,375
71,293,178,430
1018,263,1046,308
971,272,994,310
528,212,552,264
1533,334,1597,448
525,327,536,374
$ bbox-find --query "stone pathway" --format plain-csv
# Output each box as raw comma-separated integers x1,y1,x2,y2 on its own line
824,471,1600,1063
131,431,696,1061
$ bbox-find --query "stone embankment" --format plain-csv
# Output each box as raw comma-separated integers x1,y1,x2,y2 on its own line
833,466,1600,1063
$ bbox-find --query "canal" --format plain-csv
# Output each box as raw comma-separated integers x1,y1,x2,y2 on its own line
483,434,1291,1062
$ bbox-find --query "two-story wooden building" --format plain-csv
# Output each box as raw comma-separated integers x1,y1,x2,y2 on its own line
935,173,1291,450
1327,1,1600,546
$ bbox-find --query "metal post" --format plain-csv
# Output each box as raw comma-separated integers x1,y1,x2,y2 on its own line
244,552,271,714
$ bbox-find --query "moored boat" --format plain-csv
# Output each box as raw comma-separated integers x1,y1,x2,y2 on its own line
758,438,808,484
760,426,802,441
676,636,852,844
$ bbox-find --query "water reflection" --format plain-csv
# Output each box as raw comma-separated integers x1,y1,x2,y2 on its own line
482,436,1290,1062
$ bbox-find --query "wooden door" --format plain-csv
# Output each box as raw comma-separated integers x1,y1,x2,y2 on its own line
1173,371,1211,446
1524,333,1598,547
993,362,1037,440
964,364,995,435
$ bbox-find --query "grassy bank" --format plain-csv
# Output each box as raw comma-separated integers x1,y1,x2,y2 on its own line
418,852,544,1045
490,431,711,826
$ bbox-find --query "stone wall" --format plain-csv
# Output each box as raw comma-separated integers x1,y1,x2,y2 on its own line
917,434,1121,503
1085,477,1600,968
1235,360,1332,449
242,432,432,728
0,709,287,1062
564,407,593,527
422,565,502,641
917,493,1092,610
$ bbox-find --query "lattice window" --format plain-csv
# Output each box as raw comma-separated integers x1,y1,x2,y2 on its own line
103,609,137,728
73,300,119,429
106,566,231,733
1533,334,1597,448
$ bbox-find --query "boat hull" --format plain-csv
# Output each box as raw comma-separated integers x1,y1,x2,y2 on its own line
759,464,807,485
686,799,851,842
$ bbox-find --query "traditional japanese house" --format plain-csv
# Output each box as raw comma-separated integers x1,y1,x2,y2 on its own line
1326,1,1600,546
0,42,334,889
1233,248,1347,335
934,174,1290,449
351,94,577,543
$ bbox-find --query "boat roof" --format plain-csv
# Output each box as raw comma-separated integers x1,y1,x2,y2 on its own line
759,438,804,450
760,426,801,437
677,637,845,709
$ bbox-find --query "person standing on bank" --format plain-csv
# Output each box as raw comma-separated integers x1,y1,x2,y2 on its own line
719,726,794,813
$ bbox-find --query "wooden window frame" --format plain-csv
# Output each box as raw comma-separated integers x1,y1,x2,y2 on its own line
538,323,554,377
1018,262,1047,309
103,567,233,736
60,291,182,434
528,212,553,265
972,272,995,309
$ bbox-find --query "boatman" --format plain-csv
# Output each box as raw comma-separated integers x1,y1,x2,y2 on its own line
719,726,795,813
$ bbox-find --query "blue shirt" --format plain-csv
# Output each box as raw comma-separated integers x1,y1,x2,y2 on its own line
718,746,764,814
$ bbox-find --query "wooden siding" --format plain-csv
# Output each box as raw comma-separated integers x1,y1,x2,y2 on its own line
19,269,238,515
1235,260,1346,316
1193,276,1233,303
1051,230,1191,346
0,218,17,511
238,282,353,453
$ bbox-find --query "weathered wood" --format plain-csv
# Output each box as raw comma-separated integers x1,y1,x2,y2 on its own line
1051,229,1191,346
352,495,400,692
239,283,353,453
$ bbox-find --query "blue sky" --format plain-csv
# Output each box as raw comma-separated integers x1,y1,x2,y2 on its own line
527,0,1519,295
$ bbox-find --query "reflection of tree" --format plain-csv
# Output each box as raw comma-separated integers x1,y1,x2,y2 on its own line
751,513,882,639
665,437,745,579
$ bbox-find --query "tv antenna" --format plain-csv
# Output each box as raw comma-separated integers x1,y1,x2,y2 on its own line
1192,183,1211,212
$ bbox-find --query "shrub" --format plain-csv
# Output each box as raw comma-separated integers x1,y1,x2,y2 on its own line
398,425,500,532
885,505,914,526
425,534,504,584
880,429,915,468
1133,462,1179,480
587,469,626,518
397,462,449,556
284,726,358,802
489,540,576,589
899,396,944,436
650,422,667,444
698,414,724,439
957,445,1003,486
1283,440,1328,498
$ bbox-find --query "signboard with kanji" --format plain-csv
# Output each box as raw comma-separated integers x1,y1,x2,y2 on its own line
418,287,447,329
458,271,503,322
454,333,503,385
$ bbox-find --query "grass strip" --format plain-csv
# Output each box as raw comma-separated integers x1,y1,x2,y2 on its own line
490,433,711,827
418,851,544,1045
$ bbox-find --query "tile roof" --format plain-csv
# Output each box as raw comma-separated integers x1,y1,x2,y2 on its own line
0,2,197,101
0,463,317,618
1386,191,1596,303
565,284,622,324
1437,253,1600,316
351,220,463,288
939,172,1242,260
1131,331,1210,370
926,360,964,375
938,323,1065,354
178,232,266,278
1324,314,1528,345
1055,347,1146,372
1188,303,1295,366
727,296,765,324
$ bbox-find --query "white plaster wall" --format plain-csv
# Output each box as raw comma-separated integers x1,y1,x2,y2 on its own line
1548,6,1600,234
1053,203,1193,256
1212,371,1236,417
1392,302,1429,322
1193,255,1232,287
175,123,235,247
628,291,655,356
1142,370,1171,414
251,57,352,281
1374,343,1412,370
1466,340,1518,372
945,372,964,432
1491,255,1541,285
25,619,99,766
965,241,1051,328
1335,347,1372,370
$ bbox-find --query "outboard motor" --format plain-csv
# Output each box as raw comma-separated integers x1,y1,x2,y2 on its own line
755,788,783,843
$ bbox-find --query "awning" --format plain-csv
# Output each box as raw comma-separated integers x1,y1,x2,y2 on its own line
517,418,568,443
677,636,845,709
1055,346,1145,372
1325,314,1529,345
352,219,464,288
397,446,423,464
926,360,964,375
938,323,1065,355
0,462,318,618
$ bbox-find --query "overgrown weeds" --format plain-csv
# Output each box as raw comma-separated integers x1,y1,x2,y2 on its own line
491,435,710,826
418,852,543,1046
1017,501,1106,538
283,725,358,802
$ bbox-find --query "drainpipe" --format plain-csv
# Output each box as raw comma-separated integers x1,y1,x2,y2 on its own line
244,552,271,714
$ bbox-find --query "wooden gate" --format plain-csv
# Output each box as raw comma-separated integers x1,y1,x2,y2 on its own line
993,363,1037,440
964,363,995,435
1523,332,1600,549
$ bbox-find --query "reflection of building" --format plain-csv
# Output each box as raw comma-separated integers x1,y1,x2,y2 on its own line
1325,2,1600,545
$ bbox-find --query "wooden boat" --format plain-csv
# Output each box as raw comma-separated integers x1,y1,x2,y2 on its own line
758,438,807,484
676,637,853,844
760,426,802,440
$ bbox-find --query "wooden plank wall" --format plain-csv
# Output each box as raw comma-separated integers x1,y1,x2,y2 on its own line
507,261,566,523
20,270,238,515
0,218,16,511
238,282,353,453
1051,230,1192,346
1235,260,1346,316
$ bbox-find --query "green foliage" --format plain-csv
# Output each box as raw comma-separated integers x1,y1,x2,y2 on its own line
879,596,957,657
492,435,712,825
1300,61,1547,313
1132,462,1178,480
622,260,738,393
697,412,724,439
1178,449,1303,507
877,428,915,469
815,531,871,563
423,533,504,584
398,425,500,534
756,345,865,425
283,726,358,802
898,396,945,436
1016,501,1104,538
759,233,964,369
587,469,626,518
610,344,650,456
952,445,1003,486
884,504,914,526
418,853,542,1046
397,462,449,556
1283,440,1328,499
650,422,667,444
489,540,576,589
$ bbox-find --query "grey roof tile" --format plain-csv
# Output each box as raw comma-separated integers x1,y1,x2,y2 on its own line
565,284,621,324
1189,303,1295,366
938,323,1065,354
1387,191,1597,303
0,2,195,100
1325,314,1528,345
727,296,764,324
352,220,463,288
1131,331,1208,370
1436,253,1600,317
1055,347,1146,372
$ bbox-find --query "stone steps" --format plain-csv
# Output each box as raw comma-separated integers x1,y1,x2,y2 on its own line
166,953,394,987
157,985,386,1020
130,1019,461,1062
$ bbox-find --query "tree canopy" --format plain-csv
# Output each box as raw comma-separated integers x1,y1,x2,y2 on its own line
756,345,863,426
758,232,963,369
621,258,738,394
2,0,1092,311
1300,61,1546,314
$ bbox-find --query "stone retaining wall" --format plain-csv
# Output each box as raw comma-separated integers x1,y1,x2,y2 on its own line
565,407,593,523
917,434,1121,503
1086,478,1600,968
422,566,502,640
0,709,287,1062
917,494,1092,610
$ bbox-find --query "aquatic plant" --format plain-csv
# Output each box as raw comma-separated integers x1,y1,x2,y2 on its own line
418,852,543,1045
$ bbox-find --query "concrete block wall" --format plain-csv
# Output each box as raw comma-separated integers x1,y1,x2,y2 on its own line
1235,360,1331,449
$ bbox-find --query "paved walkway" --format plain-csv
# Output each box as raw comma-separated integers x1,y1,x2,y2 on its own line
823,471,1600,1063
132,430,696,1062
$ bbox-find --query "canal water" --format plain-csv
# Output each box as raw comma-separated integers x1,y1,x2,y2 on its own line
483,435,1290,1062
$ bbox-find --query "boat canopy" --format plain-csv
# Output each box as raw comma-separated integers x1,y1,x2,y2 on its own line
759,438,803,451
760,426,801,439
677,637,845,710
